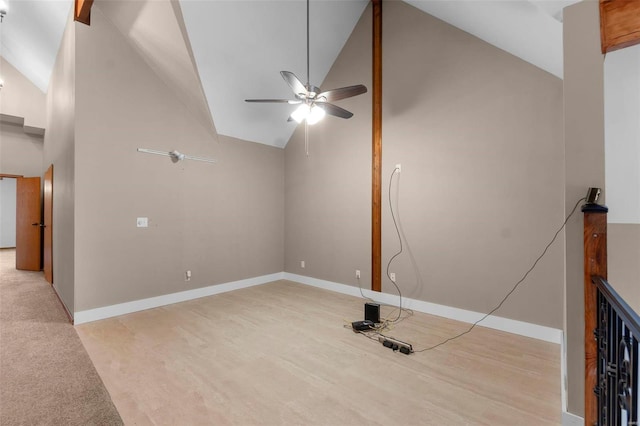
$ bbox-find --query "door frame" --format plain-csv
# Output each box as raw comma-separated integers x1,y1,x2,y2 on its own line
43,165,53,283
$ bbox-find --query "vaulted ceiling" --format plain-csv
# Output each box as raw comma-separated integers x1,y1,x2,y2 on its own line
0,0,579,148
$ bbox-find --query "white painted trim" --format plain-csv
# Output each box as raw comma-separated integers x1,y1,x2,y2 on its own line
283,273,563,344
74,271,563,344
74,272,284,325
561,332,568,413
562,411,584,426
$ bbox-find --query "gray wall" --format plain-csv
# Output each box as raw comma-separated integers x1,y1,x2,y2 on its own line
563,0,605,417
0,124,44,177
73,5,284,312
0,57,46,129
285,1,565,328
609,224,640,313
285,2,372,292
0,55,45,178
0,178,17,248
43,12,76,315
604,44,640,316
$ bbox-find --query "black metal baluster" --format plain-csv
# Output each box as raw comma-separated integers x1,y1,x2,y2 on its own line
598,293,608,425
591,277,640,426
611,305,618,425
631,333,638,426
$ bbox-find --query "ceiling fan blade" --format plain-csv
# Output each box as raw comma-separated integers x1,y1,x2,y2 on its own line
317,84,367,102
281,71,308,98
316,102,353,119
245,99,301,104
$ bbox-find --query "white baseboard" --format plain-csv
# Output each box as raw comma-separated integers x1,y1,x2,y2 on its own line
283,272,563,344
74,271,563,345
74,272,284,325
562,411,584,426
561,334,568,413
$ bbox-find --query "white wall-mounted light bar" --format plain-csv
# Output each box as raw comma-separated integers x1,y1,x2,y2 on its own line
137,148,216,164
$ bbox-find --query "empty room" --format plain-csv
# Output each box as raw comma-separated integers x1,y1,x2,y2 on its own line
1,0,639,425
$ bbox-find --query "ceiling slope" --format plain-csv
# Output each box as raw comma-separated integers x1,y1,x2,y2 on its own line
1,0,581,148
0,0,72,93
405,0,580,79
180,0,369,148
94,0,217,137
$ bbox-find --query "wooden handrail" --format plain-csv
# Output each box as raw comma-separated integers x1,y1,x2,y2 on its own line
592,275,640,337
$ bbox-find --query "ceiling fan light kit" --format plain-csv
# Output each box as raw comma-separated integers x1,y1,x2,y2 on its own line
292,103,326,124
245,0,367,126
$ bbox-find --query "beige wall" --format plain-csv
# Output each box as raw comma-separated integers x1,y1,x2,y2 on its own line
563,0,605,417
285,2,565,328
0,56,46,178
284,3,372,293
0,123,43,177
604,42,640,323
43,13,76,315
609,224,640,313
0,57,46,129
73,4,283,311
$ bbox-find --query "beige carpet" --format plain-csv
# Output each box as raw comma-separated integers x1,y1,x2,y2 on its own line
0,249,123,425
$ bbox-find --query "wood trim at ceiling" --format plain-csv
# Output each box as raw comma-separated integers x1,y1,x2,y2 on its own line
371,0,382,293
600,0,640,53
74,0,94,26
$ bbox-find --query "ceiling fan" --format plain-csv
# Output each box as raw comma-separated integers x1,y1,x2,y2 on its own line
245,0,367,125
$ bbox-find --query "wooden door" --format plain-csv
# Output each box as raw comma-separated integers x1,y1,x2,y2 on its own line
16,177,41,271
43,165,53,283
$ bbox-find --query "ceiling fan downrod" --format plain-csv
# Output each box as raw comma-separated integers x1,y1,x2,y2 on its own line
244,0,368,124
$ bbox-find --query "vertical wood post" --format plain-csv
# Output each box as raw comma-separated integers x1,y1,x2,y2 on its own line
74,0,94,25
583,203,608,425
371,0,382,292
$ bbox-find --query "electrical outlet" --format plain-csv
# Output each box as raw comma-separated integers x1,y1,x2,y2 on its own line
395,164,401,173
185,270,191,281
136,217,148,228
301,260,305,268
356,269,361,279
390,272,396,282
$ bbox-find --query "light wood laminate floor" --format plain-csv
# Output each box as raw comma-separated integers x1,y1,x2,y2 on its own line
76,280,561,425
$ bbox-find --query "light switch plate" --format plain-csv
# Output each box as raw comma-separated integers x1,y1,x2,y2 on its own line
137,217,148,228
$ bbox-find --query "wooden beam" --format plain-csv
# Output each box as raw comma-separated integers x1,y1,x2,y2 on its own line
583,205,608,425
600,0,640,53
74,0,94,26
372,0,382,293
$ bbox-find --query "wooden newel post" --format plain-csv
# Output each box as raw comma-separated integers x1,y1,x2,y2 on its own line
582,202,608,425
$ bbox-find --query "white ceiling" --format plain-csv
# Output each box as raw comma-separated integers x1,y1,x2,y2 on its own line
180,0,369,148
0,0,580,147
407,0,580,79
0,0,72,92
